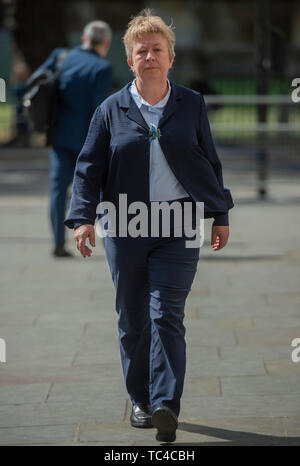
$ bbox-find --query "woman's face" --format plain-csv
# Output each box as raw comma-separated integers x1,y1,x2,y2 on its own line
127,32,174,84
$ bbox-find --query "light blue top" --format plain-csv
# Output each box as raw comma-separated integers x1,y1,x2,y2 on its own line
130,79,188,201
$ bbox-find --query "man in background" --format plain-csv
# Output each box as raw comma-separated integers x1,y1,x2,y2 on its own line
36,20,113,257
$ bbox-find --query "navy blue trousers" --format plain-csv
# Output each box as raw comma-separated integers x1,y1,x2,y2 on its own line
49,146,77,248
103,197,200,416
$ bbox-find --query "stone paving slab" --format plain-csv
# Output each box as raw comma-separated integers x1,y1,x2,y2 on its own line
76,417,299,446
252,316,300,329
184,345,219,360
186,357,265,377
283,417,300,436
186,303,300,318
0,383,51,404
179,394,300,419
235,328,300,346
184,325,236,346
264,359,300,375
0,424,77,446
179,376,221,397
0,153,300,445
219,345,292,360
46,381,127,403
0,362,123,386
0,401,127,428
1,417,299,446
73,349,122,366
220,375,300,396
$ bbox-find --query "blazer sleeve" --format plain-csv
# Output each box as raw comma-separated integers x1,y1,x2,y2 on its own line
28,48,65,82
198,94,234,226
64,106,110,229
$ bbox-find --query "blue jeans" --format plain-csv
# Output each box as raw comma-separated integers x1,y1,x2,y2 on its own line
49,146,77,248
103,197,200,416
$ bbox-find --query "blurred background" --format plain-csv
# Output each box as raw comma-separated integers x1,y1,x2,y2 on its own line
0,0,300,198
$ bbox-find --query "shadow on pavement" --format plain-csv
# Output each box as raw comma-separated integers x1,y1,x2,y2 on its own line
173,421,300,446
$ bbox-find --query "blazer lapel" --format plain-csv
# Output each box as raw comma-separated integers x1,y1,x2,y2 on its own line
118,81,182,132
119,83,149,132
126,101,149,132
158,82,182,129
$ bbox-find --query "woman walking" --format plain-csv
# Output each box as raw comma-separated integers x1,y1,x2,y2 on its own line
65,9,234,443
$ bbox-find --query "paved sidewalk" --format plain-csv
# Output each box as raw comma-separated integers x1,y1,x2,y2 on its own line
0,148,300,446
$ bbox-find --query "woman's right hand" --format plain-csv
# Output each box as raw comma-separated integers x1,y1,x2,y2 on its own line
74,224,95,258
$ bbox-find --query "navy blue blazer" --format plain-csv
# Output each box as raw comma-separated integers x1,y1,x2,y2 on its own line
64,81,234,229
32,46,112,154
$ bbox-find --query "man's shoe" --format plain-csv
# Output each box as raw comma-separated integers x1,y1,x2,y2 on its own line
151,406,178,443
130,403,153,428
52,246,74,258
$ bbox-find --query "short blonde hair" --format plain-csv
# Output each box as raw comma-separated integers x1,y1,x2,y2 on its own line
123,9,175,61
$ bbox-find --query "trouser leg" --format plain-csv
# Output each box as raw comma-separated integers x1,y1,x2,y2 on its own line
49,146,77,248
104,236,152,405
148,235,200,417
103,198,200,415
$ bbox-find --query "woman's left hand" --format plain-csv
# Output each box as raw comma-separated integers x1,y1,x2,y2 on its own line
211,225,229,251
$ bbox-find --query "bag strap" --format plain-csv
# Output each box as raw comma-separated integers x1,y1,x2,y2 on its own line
54,49,69,75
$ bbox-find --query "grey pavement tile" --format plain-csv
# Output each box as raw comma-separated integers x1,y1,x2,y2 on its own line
77,422,158,445
185,317,254,330
179,416,285,436
82,321,120,339
46,381,127,403
235,328,300,346
189,303,300,319
186,293,266,308
183,377,221,397
282,417,300,436
0,424,76,445
264,359,300,375
0,311,38,326
0,289,106,313
0,362,123,386
1,162,300,445
176,417,297,446
0,400,127,427
76,417,299,446
34,309,116,325
253,316,300,329
185,322,236,346
0,384,51,404
77,421,228,445
220,345,292,361
1,324,84,367
4,354,76,368
185,307,203,319
185,358,265,377
73,349,121,366
180,394,300,419
218,264,300,294
265,292,300,305
185,345,219,360
221,375,300,396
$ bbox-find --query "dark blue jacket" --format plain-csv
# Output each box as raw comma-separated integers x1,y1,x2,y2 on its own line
33,46,112,154
64,81,234,228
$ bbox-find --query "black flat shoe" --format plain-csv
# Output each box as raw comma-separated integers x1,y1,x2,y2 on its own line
151,406,178,443
52,246,74,258
130,403,153,428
